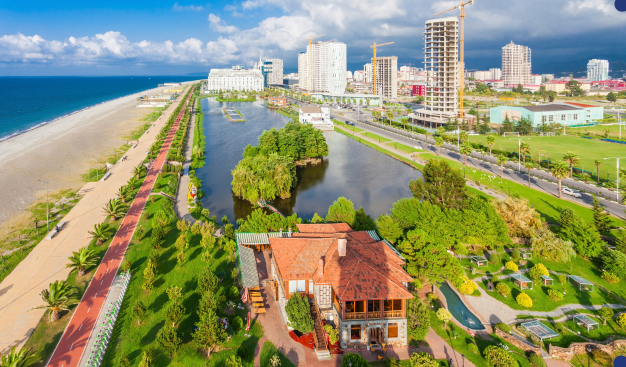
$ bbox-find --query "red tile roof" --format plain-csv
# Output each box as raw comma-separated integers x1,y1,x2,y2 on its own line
271,223,413,300
564,102,597,108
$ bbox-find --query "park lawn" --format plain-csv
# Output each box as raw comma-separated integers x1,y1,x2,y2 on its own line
384,142,421,155
459,257,506,279
569,348,626,367
101,196,262,367
514,321,586,350
259,341,296,367
564,314,626,341
361,131,392,143
191,98,207,169
416,151,622,227
572,123,625,140
478,273,614,312
469,133,626,180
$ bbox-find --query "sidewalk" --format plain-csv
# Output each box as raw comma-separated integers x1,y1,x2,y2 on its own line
174,97,196,224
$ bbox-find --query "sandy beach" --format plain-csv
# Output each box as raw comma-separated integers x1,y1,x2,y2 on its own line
0,86,167,235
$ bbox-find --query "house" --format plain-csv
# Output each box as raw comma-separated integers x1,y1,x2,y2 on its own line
489,103,603,127
298,106,333,130
266,223,413,352
268,96,288,107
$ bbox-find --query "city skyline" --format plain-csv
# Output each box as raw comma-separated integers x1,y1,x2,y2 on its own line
1,0,626,75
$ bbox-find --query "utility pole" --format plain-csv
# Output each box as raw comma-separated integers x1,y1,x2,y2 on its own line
604,157,626,202
509,137,530,171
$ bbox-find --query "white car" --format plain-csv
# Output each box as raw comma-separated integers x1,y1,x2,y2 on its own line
562,187,582,198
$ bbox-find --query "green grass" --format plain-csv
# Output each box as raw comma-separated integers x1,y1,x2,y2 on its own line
276,109,298,119
469,133,626,180
571,123,626,140
563,314,626,341
191,98,207,169
361,131,392,142
384,142,421,154
259,341,296,367
332,119,364,132
101,196,263,367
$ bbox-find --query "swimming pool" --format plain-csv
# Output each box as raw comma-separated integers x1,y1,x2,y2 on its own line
439,283,485,330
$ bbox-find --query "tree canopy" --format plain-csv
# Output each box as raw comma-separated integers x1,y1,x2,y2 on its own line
284,293,314,334
236,209,301,233
558,208,604,259
409,159,467,210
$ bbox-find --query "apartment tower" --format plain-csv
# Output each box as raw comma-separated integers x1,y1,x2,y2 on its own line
502,41,532,85
298,41,347,94
587,59,609,81
254,58,284,87
370,56,398,99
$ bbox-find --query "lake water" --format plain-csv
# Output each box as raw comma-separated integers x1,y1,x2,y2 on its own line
195,98,422,223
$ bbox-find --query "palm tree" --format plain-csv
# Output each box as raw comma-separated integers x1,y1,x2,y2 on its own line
386,110,394,125
401,117,408,131
435,137,444,155
103,199,128,222
594,160,601,184
372,111,381,123
497,155,507,178
562,152,579,178
486,134,496,155
551,160,570,199
88,223,114,245
525,162,535,188
520,142,531,165
0,346,34,367
132,165,146,180
66,246,100,276
117,185,132,203
30,280,77,322
460,144,473,165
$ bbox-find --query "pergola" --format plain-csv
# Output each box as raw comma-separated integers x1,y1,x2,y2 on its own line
470,256,488,267
541,275,553,286
521,320,559,341
573,314,599,331
568,275,594,291
511,273,533,290
520,250,532,260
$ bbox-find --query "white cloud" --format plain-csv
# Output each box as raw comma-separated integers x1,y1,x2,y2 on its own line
224,4,237,11
208,14,240,34
172,2,204,11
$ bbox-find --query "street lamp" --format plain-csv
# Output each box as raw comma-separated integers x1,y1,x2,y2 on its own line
509,137,530,171
604,157,626,202
37,177,52,232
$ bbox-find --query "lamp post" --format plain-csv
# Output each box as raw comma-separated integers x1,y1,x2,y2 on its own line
604,157,626,202
509,137,530,171
37,178,51,232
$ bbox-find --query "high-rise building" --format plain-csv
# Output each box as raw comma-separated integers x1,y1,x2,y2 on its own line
489,68,502,80
587,59,609,81
297,41,347,94
371,56,398,99
364,63,372,83
502,41,532,86
418,17,459,124
207,66,263,92
254,58,284,87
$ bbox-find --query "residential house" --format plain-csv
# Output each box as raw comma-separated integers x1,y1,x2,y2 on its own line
268,96,288,107
298,106,333,130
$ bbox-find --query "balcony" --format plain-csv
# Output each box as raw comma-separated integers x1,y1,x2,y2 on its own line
344,312,366,320
384,310,403,319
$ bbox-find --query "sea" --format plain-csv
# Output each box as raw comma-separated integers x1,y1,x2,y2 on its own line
0,76,200,141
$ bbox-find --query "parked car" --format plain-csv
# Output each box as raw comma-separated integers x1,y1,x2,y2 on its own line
562,187,582,198
345,121,355,126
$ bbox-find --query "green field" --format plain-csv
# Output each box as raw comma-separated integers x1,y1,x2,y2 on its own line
571,123,626,140
469,134,626,181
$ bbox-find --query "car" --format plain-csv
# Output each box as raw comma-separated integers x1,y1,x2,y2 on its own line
562,187,582,198
345,121,355,126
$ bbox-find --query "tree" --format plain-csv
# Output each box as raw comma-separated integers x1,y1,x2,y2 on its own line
102,199,128,221
483,345,517,367
458,275,478,295
352,207,376,231
65,246,99,276
525,161,535,187
375,214,403,244
193,308,227,357
386,110,394,124
516,293,533,308
486,134,496,154
600,307,614,326
284,293,314,334
594,160,602,184
520,142,531,165
434,136,444,155
406,299,430,341
132,165,147,180
132,301,147,325
409,160,467,210
31,280,77,321
137,349,154,367
565,80,584,97
88,223,114,245
607,92,618,104
550,160,570,199
165,301,185,328
325,197,356,226
460,143,472,165
226,355,244,367
558,208,604,259
502,115,514,132
602,249,626,280
156,326,182,358
497,154,507,178
530,225,576,263
436,308,452,328
493,197,541,238
592,195,612,233
401,117,409,131
167,285,183,302
618,313,626,330
528,263,549,283
341,354,368,367
117,185,132,203
0,346,34,367
562,152,579,178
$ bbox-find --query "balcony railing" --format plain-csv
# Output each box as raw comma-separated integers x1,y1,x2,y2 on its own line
384,310,403,319
367,312,381,320
344,312,366,320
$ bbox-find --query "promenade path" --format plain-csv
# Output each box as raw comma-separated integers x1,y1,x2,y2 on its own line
174,96,196,224
0,88,189,354
45,87,195,367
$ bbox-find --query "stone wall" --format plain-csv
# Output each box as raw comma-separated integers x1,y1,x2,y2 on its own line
548,339,626,361
494,329,542,354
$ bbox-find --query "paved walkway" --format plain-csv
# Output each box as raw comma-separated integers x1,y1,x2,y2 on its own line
0,90,189,354
174,97,196,224
45,87,194,367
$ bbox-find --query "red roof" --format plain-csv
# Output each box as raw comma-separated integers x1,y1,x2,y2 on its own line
564,102,597,108
271,224,412,300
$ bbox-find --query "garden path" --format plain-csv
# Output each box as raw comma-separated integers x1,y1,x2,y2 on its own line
174,98,196,224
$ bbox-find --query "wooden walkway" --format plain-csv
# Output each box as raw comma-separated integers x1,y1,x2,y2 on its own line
258,200,284,217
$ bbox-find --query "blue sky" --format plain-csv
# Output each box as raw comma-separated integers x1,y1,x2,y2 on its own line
1,0,625,76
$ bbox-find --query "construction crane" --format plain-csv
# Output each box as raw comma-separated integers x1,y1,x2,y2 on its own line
434,0,474,120
307,35,323,93
370,41,394,96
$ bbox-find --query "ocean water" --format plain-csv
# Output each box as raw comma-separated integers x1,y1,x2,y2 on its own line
0,76,199,140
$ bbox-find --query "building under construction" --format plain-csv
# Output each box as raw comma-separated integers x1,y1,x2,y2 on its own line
413,17,459,127
369,56,398,99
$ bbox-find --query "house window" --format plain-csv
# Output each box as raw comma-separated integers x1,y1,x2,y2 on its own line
548,115,554,122
387,323,399,338
573,114,578,120
288,281,297,293
350,325,362,340
309,281,314,294
297,280,306,292
384,299,403,311
368,300,380,313
345,301,365,313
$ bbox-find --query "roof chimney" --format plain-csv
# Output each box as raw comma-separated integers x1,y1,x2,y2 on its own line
338,239,347,257
318,258,324,277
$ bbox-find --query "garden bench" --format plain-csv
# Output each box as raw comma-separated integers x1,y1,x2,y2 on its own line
46,221,67,240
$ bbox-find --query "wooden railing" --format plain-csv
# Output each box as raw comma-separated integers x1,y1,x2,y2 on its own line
384,310,403,319
344,312,366,320
333,297,342,315
367,312,381,320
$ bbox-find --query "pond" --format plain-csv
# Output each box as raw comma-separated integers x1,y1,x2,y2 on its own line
439,283,486,330
195,98,422,223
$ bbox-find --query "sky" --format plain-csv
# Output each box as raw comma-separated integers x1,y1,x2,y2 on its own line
0,0,625,76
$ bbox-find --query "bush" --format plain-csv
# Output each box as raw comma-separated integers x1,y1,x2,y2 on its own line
324,324,339,344
491,274,499,283
558,274,567,285
489,253,501,264
232,316,243,331
406,299,430,341
458,276,478,295
617,313,626,330
516,293,533,308
602,249,626,279
341,353,368,367
427,293,438,302
529,352,546,367
285,293,314,334
505,261,518,272
602,271,620,284
496,282,511,297
237,345,250,360
495,322,511,333
154,182,161,190
467,342,479,354
548,289,563,302
511,248,521,261
230,286,240,299
554,322,566,333
528,263,549,283
409,352,438,367
483,345,517,367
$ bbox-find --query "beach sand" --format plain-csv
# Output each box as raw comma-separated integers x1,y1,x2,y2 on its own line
0,87,165,235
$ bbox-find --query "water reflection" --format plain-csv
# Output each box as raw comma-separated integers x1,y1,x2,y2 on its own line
196,98,423,223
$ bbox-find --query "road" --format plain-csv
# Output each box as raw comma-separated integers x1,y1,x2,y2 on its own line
45,87,194,367
286,96,625,219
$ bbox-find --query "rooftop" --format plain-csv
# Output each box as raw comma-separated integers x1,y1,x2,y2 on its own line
300,106,323,114
520,104,582,112
564,102,597,108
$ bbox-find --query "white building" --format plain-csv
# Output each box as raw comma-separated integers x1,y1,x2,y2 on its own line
364,63,372,83
255,57,284,87
531,74,542,85
502,41,532,86
587,59,609,82
207,66,263,92
542,74,554,83
297,41,347,95
298,106,333,130
353,70,366,82
346,71,353,81
490,68,502,80
371,56,398,99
